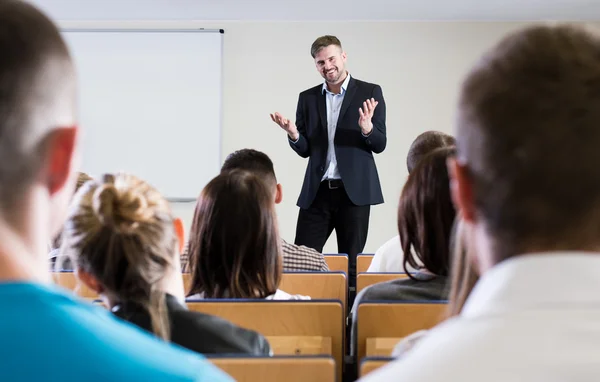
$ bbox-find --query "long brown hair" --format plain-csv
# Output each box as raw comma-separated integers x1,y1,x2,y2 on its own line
446,218,479,318
399,147,457,279
61,173,177,340
187,170,282,298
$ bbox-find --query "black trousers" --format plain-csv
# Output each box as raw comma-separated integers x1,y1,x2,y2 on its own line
294,180,370,285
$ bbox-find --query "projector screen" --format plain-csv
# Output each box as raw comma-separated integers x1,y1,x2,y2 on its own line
62,29,223,200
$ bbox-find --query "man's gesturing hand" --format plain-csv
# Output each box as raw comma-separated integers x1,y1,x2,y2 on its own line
270,112,299,141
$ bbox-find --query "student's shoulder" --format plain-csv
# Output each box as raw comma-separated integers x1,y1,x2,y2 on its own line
42,287,233,381
172,308,270,354
361,319,493,382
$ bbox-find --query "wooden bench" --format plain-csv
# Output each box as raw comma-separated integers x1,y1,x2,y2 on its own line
210,356,336,382
359,357,393,378
278,272,347,312
184,272,347,312
55,272,347,313
356,273,409,294
323,254,348,275
356,254,374,273
356,301,447,361
187,300,344,380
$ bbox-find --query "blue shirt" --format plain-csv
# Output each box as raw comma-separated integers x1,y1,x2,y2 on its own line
0,282,233,382
321,73,351,180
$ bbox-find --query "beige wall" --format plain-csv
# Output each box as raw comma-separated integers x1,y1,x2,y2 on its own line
61,20,585,253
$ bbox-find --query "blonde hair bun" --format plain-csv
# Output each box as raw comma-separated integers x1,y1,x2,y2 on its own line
92,174,154,234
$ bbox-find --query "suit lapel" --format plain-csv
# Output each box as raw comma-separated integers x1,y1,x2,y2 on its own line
338,77,357,124
317,88,327,130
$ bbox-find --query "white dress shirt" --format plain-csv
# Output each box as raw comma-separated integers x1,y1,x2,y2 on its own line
321,73,351,181
361,252,600,382
367,235,420,273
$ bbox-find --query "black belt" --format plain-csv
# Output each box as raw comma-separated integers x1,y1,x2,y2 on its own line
323,179,343,189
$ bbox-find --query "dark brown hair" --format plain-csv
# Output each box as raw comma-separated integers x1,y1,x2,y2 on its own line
221,149,277,187
0,1,75,212
399,147,456,278
311,35,342,58
458,25,600,263
187,170,282,298
407,131,455,173
61,173,178,340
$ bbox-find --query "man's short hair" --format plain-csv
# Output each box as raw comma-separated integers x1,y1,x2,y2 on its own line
311,35,342,58
221,149,277,186
0,1,74,210
458,25,600,262
407,131,455,173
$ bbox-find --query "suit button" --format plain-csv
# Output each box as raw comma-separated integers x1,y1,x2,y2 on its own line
319,166,324,172
366,139,371,145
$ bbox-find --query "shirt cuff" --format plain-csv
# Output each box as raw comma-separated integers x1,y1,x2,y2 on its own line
362,130,373,137
289,135,300,144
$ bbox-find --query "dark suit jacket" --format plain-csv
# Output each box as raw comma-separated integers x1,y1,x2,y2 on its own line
289,76,386,209
112,294,271,356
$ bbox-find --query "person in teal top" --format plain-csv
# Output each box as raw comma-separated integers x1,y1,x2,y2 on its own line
0,2,232,381
0,282,232,381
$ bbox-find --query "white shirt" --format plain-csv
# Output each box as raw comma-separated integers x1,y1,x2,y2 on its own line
367,235,419,273
360,252,600,382
321,73,351,181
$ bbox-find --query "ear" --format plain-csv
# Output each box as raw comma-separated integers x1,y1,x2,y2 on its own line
76,268,103,294
44,126,78,196
275,183,283,205
341,51,347,62
448,157,477,224
173,217,185,254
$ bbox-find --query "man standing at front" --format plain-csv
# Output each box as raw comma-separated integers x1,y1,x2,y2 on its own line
271,35,386,284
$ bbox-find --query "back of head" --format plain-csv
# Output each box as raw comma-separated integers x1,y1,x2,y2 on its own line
0,1,75,214
458,25,600,262
399,147,457,277
407,131,456,173
188,169,282,298
61,173,177,339
221,149,277,188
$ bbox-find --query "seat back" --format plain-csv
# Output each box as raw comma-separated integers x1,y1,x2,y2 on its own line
210,356,336,382
359,357,393,378
52,272,98,298
356,254,374,273
188,300,344,380
323,254,348,274
356,273,409,294
278,272,347,312
356,301,447,361
184,272,347,312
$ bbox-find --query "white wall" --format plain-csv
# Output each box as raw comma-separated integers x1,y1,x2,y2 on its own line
60,20,590,253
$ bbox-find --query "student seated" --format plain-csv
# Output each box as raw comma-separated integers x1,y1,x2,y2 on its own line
0,2,230,381
353,146,456,312
362,25,600,382
61,173,271,356
186,170,310,300
181,149,328,272
368,131,455,273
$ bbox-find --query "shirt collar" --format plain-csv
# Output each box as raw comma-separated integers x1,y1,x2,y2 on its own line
322,72,351,95
461,252,600,318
